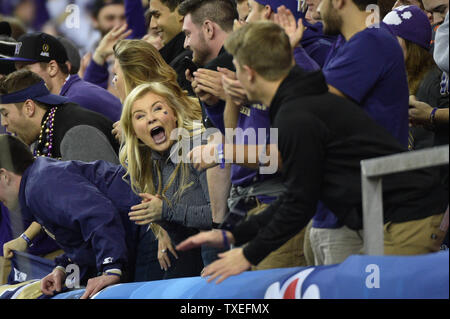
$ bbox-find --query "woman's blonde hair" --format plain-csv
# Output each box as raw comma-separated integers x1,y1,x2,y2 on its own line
120,82,203,202
113,39,186,97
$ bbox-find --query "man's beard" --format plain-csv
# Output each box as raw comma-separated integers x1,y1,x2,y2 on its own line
192,35,211,67
8,123,37,147
322,10,343,36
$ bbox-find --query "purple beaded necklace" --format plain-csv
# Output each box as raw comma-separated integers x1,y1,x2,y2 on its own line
34,106,57,158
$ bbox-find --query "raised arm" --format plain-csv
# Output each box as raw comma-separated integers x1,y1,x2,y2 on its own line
124,0,147,39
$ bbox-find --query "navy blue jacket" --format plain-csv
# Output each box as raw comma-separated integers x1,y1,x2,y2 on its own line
18,157,139,280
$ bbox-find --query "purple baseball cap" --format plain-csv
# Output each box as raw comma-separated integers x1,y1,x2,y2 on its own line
254,0,304,20
383,5,432,50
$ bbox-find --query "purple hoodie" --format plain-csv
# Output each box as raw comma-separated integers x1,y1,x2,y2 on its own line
254,0,336,67
60,74,122,122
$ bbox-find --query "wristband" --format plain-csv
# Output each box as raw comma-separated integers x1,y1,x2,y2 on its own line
430,107,438,127
103,269,122,277
222,230,230,249
217,143,225,169
54,266,67,276
20,233,33,247
104,272,121,277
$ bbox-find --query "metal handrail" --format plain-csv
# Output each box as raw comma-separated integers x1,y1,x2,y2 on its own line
360,145,449,255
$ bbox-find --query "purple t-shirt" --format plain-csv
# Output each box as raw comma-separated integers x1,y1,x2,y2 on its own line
206,102,279,204
315,23,409,228
323,23,409,146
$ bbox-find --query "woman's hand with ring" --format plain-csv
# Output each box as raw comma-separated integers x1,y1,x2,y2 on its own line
157,228,178,271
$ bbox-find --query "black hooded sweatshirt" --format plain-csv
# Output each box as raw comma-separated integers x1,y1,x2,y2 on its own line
231,66,448,265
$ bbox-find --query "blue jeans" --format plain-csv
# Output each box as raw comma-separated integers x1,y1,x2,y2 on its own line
162,246,203,279
134,229,204,281
134,230,165,282
201,245,227,267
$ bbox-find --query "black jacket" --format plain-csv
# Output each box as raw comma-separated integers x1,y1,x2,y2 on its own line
160,32,194,96
39,102,119,159
232,66,448,265
200,46,235,129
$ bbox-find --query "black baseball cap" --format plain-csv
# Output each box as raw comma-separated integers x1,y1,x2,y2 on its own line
0,32,68,64
0,21,12,37
57,36,81,74
0,39,17,75
0,39,16,58
0,22,17,75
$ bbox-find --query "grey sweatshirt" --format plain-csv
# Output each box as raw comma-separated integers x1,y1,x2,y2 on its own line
151,137,212,243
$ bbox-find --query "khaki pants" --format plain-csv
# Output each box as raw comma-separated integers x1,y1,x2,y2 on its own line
0,256,11,285
247,203,307,270
384,213,445,255
0,249,63,286
303,220,315,266
310,225,364,265
307,213,446,265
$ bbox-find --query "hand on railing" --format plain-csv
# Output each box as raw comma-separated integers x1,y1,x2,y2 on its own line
3,237,27,259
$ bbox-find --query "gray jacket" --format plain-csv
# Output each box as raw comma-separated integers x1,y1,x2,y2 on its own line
151,137,212,243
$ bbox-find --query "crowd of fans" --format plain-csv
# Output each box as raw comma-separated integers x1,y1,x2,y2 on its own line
0,0,448,298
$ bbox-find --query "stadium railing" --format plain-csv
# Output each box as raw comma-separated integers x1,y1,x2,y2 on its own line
361,145,449,255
